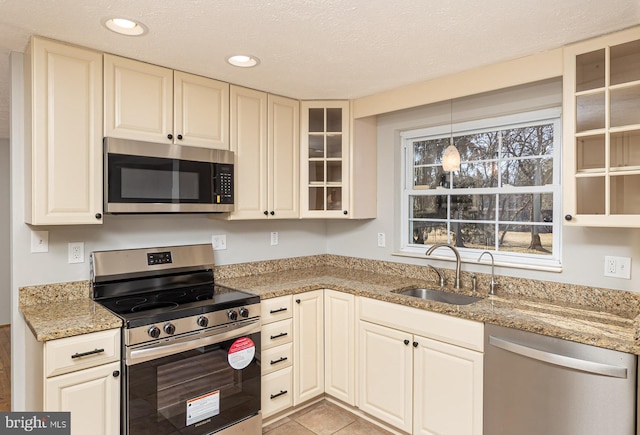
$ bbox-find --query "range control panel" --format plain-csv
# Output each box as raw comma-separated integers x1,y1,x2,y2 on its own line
147,251,173,265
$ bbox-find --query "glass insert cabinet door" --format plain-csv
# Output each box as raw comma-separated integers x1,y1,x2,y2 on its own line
300,101,350,217
563,27,640,227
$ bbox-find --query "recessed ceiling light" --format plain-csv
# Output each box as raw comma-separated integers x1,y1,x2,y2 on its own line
226,55,260,68
103,17,147,36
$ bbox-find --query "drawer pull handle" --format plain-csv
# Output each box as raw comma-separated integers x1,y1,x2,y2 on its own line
270,332,288,340
269,307,288,314
270,390,288,399
71,348,105,359
270,356,288,365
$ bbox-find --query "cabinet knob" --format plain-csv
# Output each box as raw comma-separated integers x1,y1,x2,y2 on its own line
413,341,418,348
264,211,269,216
167,134,173,140
564,214,573,221
270,211,275,216
112,370,120,378
404,339,410,346
343,210,348,215
295,299,301,304
95,213,102,219
177,134,183,140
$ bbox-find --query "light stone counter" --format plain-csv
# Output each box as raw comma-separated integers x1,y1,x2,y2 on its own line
19,254,640,353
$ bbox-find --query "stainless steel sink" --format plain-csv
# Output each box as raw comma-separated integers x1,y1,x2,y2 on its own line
397,288,482,305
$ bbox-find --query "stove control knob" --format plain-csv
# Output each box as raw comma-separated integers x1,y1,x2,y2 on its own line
148,325,161,339
197,316,209,327
228,310,238,321
164,323,176,335
239,307,249,318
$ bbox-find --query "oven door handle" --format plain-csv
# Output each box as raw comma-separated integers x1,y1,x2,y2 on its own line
126,319,260,366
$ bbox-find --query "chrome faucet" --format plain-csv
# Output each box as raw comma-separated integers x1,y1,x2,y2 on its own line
425,243,461,289
478,251,499,295
428,264,445,288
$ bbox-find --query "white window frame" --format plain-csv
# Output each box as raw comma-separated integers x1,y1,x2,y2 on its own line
399,108,562,270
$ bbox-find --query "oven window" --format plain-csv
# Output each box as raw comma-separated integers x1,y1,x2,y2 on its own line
108,153,213,204
127,332,260,435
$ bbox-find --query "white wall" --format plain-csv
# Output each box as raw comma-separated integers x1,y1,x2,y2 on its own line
327,80,640,292
9,52,327,410
0,138,10,325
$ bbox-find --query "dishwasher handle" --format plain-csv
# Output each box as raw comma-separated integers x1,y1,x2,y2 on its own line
489,335,628,379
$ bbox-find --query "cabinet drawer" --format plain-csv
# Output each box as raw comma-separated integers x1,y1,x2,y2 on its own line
359,297,484,351
45,329,121,378
261,296,293,324
262,319,293,350
262,366,292,418
262,343,293,375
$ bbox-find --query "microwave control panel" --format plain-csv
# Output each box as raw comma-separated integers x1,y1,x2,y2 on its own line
214,163,234,204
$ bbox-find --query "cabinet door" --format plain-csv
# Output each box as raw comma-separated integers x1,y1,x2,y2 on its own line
174,71,229,149
358,320,412,433
293,290,324,405
229,85,268,219
45,361,120,435
324,290,355,405
300,100,351,218
414,336,483,435
268,94,300,218
104,54,173,143
27,38,103,225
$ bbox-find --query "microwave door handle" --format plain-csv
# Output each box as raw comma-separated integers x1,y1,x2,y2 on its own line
127,320,260,366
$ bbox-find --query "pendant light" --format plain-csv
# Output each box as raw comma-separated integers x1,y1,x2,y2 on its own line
442,100,461,172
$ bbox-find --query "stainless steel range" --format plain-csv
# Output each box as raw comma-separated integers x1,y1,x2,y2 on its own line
91,244,261,435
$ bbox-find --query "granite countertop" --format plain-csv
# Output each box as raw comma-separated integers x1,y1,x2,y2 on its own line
217,266,640,354
19,260,640,354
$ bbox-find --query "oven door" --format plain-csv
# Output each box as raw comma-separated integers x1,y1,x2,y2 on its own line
124,320,261,435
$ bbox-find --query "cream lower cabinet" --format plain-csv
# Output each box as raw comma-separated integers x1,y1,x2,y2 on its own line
293,290,324,405
25,37,104,225
324,289,355,406
358,297,484,435
25,328,121,435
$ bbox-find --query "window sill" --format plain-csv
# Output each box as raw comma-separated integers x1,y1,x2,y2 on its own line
392,250,563,273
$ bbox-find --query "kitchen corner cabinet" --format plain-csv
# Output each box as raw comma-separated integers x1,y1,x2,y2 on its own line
104,54,229,149
25,37,104,225
25,328,121,435
563,26,640,227
358,297,483,435
293,290,325,405
300,101,377,219
227,87,299,220
324,290,356,406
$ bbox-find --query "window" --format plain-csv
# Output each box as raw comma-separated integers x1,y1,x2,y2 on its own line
401,109,561,268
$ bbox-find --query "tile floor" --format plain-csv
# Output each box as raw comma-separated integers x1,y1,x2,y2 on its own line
263,400,393,435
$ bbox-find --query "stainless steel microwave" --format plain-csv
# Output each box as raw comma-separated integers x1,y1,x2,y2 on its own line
104,137,234,214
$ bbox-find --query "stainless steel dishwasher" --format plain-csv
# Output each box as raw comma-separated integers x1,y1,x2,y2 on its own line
484,324,637,435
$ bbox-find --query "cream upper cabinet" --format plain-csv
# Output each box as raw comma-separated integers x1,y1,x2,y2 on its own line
300,101,377,219
293,290,324,405
324,289,355,406
228,86,299,219
563,27,640,227
25,37,104,225
104,54,229,149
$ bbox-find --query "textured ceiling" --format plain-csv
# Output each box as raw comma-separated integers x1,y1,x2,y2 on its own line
1,0,639,139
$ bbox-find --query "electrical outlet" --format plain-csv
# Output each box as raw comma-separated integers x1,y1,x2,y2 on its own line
31,230,49,253
68,242,84,263
271,232,279,246
212,235,227,250
604,256,631,279
377,232,386,247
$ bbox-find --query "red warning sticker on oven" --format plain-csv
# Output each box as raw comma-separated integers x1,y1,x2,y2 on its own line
228,337,255,370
